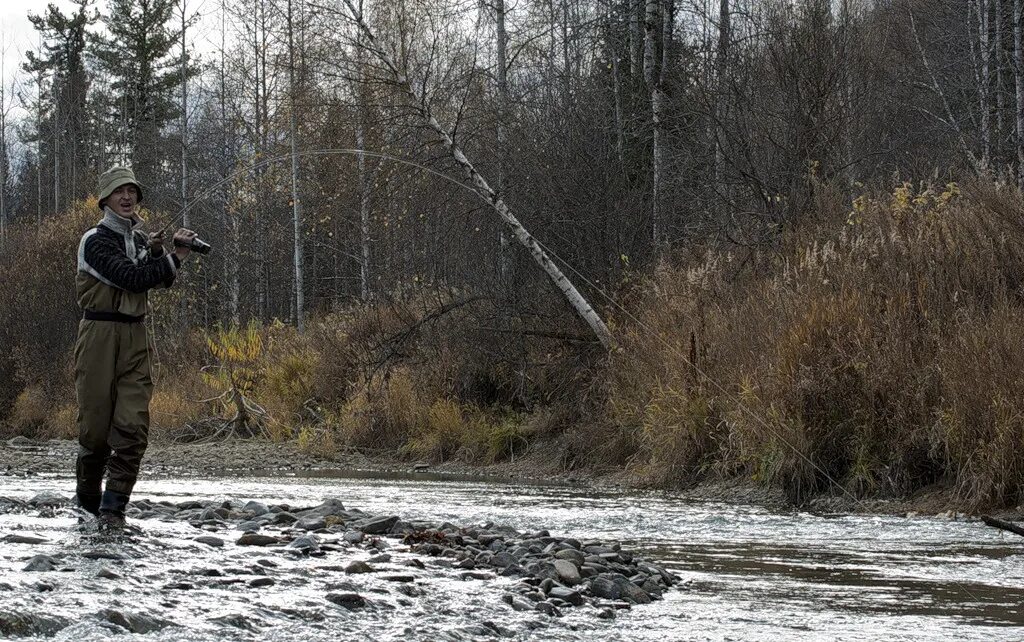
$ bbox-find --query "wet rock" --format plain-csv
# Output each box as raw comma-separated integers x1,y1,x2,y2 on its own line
100,609,177,633
597,607,616,620
163,582,195,590
273,512,298,525
326,592,366,609
345,561,374,574
304,498,346,518
211,614,258,631
548,586,585,606
0,610,69,636
288,534,321,554
589,576,621,600
97,567,121,580
343,530,364,544
353,515,399,534
554,549,586,565
243,500,270,516
82,550,126,561
501,594,535,612
29,491,66,508
368,553,392,563
296,516,327,531
236,533,279,546
461,571,493,581
384,575,416,583
194,535,225,547
552,560,581,586
249,577,275,588
6,436,33,448
535,601,562,617
490,551,516,568
23,554,58,572
3,534,48,545
237,520,261,532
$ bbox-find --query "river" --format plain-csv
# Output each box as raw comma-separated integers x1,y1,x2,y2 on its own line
0,469,1022,640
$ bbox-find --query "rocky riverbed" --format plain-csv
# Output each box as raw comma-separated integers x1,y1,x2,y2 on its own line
0,487,680,640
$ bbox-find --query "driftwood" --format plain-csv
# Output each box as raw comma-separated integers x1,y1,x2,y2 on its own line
981,515,1024,537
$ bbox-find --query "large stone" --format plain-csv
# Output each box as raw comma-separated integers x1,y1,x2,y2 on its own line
353,515,399,535
552,559,581,586
100,609,176,634
296,516,327,531
236,533,279,546
326,592,366,609
0,610,69,637
548,586,585,606
345,561,374,574
3,534,49,545
589,576,621,600
243,501,270,516
554,549,586,566
194,536,225,548
29,492,66,508
23,555,57,572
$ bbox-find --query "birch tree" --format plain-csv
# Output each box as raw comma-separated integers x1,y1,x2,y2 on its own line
341,0,613,349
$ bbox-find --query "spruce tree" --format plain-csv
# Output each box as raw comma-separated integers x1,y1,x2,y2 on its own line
22,0,96,213
92,0,194,198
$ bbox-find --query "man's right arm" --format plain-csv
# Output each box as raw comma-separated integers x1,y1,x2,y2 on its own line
82,231,180,294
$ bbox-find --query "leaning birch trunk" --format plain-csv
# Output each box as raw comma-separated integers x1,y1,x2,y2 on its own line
287,0,305,332
1016,0,1024,189
341,0,613,350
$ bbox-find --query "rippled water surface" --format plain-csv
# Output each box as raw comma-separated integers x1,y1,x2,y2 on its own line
1,469,1022,641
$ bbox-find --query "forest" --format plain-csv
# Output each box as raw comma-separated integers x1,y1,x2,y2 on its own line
1,0,1023,508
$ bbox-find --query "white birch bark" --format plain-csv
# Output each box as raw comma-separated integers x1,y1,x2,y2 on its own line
644,0,661,243
287,0,305,332
714,0,729,203
341,0,613,349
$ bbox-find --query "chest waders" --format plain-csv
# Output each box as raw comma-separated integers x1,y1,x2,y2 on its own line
74,188,179,517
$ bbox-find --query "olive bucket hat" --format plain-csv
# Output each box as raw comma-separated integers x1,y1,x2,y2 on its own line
97,166,144,211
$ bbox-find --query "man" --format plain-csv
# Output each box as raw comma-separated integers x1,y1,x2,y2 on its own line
74,165,197,529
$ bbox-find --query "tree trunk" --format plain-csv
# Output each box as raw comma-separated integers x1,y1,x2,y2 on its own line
644,0,662,243
980,0,992,168
997,0,1005,162
181,0,190,228
496,0,512,283
1016,0,1024,188
342,0,613,350
630,0,643,78
356,3,371,303
287,0,305,332
221,0,239,323
714,0,730,209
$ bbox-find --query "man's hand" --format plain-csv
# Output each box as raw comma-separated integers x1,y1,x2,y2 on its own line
148,230,165,255
173,228,198,260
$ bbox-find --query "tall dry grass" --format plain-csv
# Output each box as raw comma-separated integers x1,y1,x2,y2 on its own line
606,180,1024,507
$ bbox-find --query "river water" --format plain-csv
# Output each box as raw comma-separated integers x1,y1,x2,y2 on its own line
0,469,1022,641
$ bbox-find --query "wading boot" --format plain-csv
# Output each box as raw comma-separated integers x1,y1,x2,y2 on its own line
97,490,130,531
74,492,101,519
98,511,127,531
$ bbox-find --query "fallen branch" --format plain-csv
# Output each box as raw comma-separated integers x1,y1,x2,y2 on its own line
981,515,1024,537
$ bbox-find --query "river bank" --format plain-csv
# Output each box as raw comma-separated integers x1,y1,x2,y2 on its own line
4,435,1019,521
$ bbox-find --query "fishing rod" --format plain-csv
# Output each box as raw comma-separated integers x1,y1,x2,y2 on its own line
146,147,484,254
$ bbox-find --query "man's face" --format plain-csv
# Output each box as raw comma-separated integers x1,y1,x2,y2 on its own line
108,184,139,218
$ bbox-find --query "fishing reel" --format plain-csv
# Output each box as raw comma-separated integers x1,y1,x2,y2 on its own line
174,235,212,255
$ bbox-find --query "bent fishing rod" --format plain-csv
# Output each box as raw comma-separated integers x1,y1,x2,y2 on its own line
146,148,483,254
